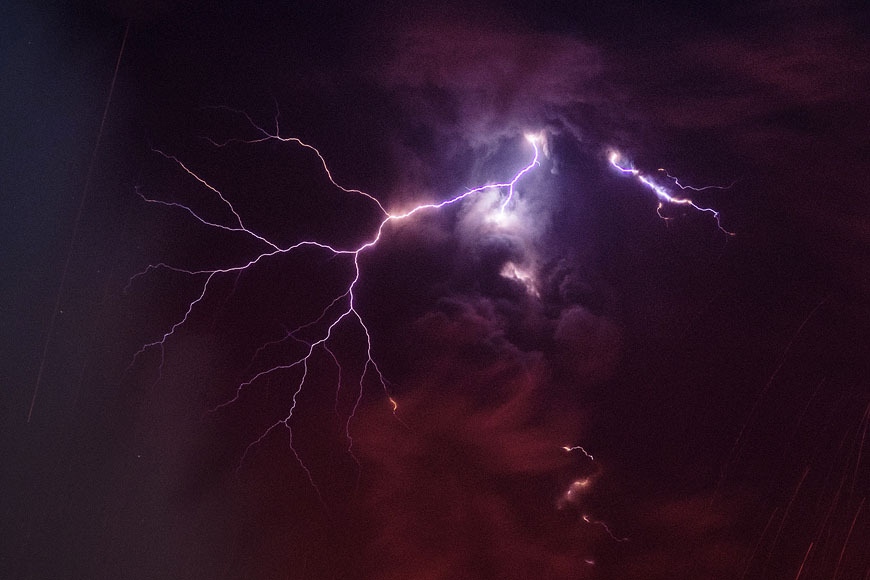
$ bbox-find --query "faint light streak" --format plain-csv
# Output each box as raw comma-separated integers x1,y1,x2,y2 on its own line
721,296,829,489
608,150,734,235
833,496,864,579
763,466,811,572
793,541,814,580
739,507,780,580
739,396,869,578
28,21,131,423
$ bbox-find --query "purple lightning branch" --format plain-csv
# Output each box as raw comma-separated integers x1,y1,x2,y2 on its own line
129,110,541,475
608,150,734,235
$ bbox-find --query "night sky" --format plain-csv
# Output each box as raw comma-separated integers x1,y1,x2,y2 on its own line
2,1,869,579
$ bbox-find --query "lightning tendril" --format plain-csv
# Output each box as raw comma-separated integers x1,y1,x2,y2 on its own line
608,150,734,235
130,111,541,478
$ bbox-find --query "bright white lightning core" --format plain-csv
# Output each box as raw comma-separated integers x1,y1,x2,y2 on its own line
524,131,543,145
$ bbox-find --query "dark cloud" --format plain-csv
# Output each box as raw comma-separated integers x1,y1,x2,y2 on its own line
354,302,598,579
605,494,746,579
379,16,603,145
552,305,621,385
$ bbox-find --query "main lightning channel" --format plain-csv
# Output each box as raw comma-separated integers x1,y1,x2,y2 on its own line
130,114,541,480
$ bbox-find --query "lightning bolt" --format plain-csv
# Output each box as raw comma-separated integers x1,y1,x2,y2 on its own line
582,514,630,543
608,150,734,235
129,109,541,482
130,110,735,500
562,444,595,461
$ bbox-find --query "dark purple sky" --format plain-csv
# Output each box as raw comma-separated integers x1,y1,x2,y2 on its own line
2,1,869,579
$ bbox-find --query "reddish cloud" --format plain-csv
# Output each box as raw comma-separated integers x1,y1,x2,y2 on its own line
346,296,610,578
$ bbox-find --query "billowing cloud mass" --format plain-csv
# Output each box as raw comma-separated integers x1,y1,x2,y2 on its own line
5,2,868,580
346,6,869,578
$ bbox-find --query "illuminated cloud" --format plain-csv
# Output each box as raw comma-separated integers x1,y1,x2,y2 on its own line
353,302,602,579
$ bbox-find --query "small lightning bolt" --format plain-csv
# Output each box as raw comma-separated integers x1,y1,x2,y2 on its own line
582,514,629,543
562,444,595,461
657,168,736,193
608,150,734,235
130,109,541,482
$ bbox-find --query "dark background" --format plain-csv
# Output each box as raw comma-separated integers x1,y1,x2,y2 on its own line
2,1,868,578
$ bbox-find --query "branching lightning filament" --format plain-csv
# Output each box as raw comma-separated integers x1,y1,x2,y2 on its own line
608,150,734,235
130,110,542,480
